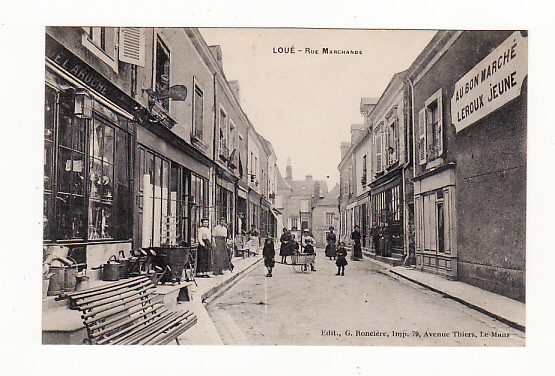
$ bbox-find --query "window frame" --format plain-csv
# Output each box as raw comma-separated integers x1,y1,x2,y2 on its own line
291,217,298,231
423,88,444,163
81,27,118,72
218,105,228,160
228,120,236,154
154,34,171,111
326,212,335,227
192,78,204,139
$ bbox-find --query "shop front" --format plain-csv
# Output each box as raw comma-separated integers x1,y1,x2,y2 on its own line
215,172,236,237
370,172,403,257
354,192,371,248
236,184,248,235
414,166,457,279
248,190,261,232
135,125,212,250
44,39,136,269
260,198,272,239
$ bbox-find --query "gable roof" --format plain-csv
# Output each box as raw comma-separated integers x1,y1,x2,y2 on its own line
316,183,339,206
276,168,292,191
288,178,328,198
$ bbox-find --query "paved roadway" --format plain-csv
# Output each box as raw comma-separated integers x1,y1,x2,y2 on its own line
206,248,525,346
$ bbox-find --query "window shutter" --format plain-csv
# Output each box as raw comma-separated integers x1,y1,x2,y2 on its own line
376,132,382,172
436,92,444,157
119,28,145,67
418,108,427,165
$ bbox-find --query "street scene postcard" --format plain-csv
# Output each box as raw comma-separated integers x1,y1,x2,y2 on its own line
42,27,526,347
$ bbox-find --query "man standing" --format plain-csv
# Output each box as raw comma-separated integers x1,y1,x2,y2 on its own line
351,225,362,261
212,218,229,275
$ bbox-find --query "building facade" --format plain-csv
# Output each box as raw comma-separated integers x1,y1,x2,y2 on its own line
365,73,414,263
44,27,281,277
312,184,340,247
45,27,141,268
338,142,355,246
275,159,328,242
337,30,526,301
408,30,527,300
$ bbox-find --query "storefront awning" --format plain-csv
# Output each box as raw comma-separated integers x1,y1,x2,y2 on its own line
270,208,280,220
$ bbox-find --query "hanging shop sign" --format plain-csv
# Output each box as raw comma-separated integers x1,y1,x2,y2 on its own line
451,31,527,132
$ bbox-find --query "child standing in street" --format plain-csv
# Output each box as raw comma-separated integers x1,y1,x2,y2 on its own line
335,242,348,276
302,237,316,272
263,238,275,277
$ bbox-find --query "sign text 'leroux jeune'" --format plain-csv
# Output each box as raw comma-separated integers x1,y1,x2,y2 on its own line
451,31,527,132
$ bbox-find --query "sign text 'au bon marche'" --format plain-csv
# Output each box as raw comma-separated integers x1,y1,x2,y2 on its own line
451,32,527,132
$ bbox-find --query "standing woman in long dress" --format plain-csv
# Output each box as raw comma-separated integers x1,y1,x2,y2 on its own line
325,226,337,260
196,218,212,276
212,218,229,275
351,225,362,261
279,228,291,264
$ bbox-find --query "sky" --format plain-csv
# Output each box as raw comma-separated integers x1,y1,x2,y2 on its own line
199,28,436,186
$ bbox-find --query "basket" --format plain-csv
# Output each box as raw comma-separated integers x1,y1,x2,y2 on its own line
291,253,315,265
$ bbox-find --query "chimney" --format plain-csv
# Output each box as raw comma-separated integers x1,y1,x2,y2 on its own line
285,158,292,180
228,80,240,102
314,182,321,201
209,45,224,70
360,97,379,116
351,124,364,145
341,142,350,160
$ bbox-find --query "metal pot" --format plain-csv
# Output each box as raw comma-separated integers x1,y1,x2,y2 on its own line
63,257,78,292
47,266,65,296
117,250,130,279
102,255,120,281
75,271,90,292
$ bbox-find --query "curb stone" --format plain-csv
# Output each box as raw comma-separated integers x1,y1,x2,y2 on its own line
362,252,525,333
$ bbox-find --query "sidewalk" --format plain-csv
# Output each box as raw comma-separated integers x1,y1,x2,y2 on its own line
176,253,262,345
364,255,525,332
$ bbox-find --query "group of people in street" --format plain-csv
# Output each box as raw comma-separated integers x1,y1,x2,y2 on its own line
197,220,365,279
260,226,358,277
277,228,316,271
196,218,236,277
326,226,349,276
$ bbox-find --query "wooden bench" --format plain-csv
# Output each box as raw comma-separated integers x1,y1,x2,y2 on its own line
64,276,197,345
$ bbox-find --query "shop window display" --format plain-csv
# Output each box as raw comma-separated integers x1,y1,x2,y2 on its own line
138,146,209,247
56,91,86,240
43,84,131,243
88,118,115,240
44,87,56,240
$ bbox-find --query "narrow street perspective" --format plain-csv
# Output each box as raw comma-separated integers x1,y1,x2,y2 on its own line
41,27,527,348
206,248,524,346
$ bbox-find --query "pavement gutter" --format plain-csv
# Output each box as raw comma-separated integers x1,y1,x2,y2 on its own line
362,251,525,333
200,257,263,302
185,257,262,345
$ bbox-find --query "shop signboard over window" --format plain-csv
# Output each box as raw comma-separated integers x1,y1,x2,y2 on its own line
450,31,527,132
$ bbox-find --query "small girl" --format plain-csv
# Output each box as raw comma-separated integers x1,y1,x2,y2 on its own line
302,238,316,272
335,242,348,276
263,238,275,277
